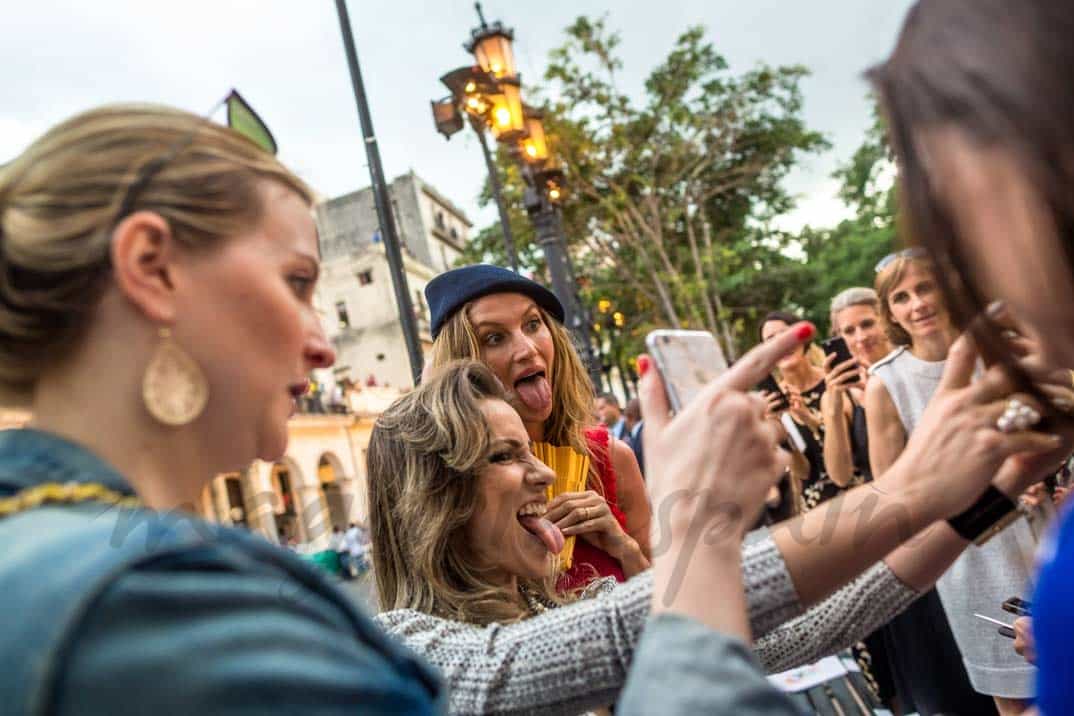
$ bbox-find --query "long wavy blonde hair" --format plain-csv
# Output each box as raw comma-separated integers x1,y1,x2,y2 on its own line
429,302,596,459
367,360,563,625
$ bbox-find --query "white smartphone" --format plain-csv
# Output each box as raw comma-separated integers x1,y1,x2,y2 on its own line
645,329,729,412
780,414,809,454
973,613,1016,639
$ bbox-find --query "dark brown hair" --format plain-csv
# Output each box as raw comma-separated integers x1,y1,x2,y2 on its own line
868,0,1074,373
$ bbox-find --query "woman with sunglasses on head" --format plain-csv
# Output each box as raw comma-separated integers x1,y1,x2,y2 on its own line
867,250,1046,714
0,104,443,713
424,265,653,592
867,3,1074,713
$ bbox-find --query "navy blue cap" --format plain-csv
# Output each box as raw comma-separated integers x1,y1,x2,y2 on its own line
426,264,565,339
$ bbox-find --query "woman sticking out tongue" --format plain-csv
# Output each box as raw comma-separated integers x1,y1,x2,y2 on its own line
425,265,652,591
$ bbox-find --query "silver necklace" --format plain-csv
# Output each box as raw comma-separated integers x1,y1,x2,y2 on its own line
519,583,556,615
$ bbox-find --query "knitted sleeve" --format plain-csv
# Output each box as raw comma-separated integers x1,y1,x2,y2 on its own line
755,560,920,673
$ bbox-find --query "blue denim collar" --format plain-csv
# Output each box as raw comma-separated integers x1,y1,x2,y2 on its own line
0,428,132,497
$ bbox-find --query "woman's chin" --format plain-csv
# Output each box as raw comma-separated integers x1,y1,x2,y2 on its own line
509,399,553,426
256,424,290,464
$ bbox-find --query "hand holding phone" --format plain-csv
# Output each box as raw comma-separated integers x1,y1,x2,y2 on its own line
756,374,790,413
822,336,860,385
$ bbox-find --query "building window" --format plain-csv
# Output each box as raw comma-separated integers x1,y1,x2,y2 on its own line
449,227,458,240
435,211,446,229
414,290,428,320
358,270,373,286
335,300,350,329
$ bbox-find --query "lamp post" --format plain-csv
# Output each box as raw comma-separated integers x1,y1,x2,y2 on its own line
335,0,424,383
432,3,603,388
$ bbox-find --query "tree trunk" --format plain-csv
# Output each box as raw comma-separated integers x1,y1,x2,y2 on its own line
700,216,739,361
684,199,720,338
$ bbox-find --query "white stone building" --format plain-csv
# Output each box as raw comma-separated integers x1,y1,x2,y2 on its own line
314,171,473,389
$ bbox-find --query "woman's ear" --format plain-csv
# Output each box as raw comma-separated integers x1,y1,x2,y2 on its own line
110,210,179,324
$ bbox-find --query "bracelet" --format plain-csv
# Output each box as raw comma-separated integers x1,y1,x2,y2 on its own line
946,485,1021,546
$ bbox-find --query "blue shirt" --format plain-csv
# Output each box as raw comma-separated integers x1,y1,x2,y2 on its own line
0,428,444,715
1034,504,1074,714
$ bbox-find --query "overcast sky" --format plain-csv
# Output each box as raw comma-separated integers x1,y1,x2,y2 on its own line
2,0,915,235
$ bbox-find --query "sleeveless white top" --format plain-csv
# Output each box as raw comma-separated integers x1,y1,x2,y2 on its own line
871,346,1038,697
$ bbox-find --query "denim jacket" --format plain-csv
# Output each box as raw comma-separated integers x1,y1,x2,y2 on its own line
0,429,444,715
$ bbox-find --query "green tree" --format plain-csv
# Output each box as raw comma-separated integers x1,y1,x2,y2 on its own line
787,105,897,335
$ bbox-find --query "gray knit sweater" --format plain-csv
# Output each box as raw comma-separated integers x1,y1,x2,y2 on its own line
375,536,918,715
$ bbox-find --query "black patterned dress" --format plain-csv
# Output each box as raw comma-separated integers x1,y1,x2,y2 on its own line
793,379,845,511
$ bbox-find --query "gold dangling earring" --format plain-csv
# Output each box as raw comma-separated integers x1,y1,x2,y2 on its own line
142,327,209,426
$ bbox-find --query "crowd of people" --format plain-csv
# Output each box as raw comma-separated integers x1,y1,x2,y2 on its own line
2,1,1074,714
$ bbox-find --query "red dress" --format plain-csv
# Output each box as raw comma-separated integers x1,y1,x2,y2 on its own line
556,425,629,592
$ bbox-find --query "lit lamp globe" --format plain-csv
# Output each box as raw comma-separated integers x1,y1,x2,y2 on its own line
520,108,550,164
439,66,498,119
487,80,526,140
465,20,517,80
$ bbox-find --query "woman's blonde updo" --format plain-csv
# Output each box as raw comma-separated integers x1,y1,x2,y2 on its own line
0,103,312,404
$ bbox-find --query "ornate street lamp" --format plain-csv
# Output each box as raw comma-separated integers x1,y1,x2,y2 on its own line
431,2,603,388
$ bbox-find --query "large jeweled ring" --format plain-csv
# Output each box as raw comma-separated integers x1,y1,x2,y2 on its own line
996,399,1041,433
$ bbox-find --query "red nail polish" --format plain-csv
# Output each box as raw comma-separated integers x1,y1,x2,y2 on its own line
795,323,816,341
637,355,651,376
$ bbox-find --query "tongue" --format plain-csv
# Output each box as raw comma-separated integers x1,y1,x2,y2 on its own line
518,515,565,554
515,375,552,413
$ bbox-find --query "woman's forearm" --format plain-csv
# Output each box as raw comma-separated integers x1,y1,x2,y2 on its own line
770,459,938,607
822,401,856,487
882,520,969,591
615,537,651,577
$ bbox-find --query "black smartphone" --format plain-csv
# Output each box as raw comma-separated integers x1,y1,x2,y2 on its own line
756,374,790,412
822,336,860,383
1002,597,1032,618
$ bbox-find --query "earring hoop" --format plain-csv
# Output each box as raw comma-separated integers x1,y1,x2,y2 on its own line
142,327,209,426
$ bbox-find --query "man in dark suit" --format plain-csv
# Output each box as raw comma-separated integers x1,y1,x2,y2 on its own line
595,392,627,440
624,398,644,478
